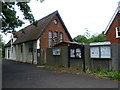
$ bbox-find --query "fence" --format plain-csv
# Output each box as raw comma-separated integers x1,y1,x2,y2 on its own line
46,42,120,71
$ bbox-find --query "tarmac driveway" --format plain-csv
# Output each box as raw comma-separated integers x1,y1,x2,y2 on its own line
2,59,119,88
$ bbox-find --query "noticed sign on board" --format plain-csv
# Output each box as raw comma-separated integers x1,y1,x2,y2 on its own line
53,48,60,55
90,46,111,59
90,47,99,58
70,48,82,58
100,46,111,58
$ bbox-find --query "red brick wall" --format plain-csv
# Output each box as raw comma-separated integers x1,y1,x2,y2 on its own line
106,13,120,43
40,16,71,63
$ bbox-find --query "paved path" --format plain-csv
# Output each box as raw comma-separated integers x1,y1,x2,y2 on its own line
2,59,119,88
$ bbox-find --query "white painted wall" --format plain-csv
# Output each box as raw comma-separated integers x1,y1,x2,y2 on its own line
10,46,16,60
5,38,38,64
37,38,40,49
5,46,16,60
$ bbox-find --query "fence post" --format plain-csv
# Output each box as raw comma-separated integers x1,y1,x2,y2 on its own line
85,45,91,71
111,43,120,71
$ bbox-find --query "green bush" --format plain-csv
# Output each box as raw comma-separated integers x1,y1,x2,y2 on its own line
112,72,120,80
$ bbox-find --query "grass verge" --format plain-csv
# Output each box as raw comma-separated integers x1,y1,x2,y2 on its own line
38,65,120,81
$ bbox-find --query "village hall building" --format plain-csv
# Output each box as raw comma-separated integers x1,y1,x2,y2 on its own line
5,11,73,64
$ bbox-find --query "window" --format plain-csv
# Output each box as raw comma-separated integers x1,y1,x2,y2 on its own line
54,32,58,45
60,33,63,42
29,48,33,52
28,42,33,52
54,19,58,24
116,27,120,38
48,31,52,48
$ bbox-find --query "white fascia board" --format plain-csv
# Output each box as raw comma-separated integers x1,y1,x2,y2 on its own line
104,8,118,35
90,41,111,46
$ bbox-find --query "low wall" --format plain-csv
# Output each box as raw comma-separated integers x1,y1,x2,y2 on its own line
46,46,84,67
88,43,120,71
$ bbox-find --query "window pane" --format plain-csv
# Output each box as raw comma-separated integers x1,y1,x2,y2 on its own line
48,31,52,48
118,32,120,36
117,27,120,36
60,33,63,42
49,31,52,38
54,32,58,45
54,19,58,24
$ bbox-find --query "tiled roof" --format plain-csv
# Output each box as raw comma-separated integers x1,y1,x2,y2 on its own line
13,11,57,45
53,41,83,47
5,10,73,46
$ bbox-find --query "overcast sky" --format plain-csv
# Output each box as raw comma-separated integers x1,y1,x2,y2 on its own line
2,0,120,43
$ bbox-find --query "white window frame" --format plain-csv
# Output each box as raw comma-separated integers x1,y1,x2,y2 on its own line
116,27,120,38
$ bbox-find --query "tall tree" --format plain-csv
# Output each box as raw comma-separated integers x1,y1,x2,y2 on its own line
89,34,106,43
73,35,88,44
1,1,44,34
73,33,106,44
